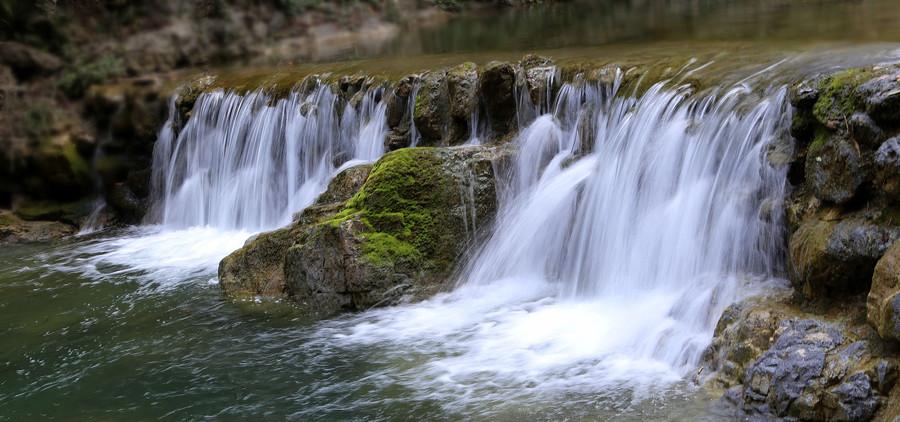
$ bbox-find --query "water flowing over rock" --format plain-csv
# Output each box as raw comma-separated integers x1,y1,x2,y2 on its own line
219,145,506,314
149,83,388,231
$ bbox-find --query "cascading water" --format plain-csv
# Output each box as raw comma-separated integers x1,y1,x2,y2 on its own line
150,85,388,231
58,83,391,288
318,70,791,411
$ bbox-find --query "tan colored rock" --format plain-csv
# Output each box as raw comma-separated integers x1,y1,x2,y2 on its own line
868,241,900,341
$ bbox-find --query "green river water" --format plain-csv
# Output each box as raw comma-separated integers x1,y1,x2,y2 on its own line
3,0,900,420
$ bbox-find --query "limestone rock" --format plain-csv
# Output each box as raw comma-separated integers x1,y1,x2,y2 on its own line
849,113,885,148
219,146,507,317
705,297,899,421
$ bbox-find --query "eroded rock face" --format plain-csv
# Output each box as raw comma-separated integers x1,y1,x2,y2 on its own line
0,41,62,79
219,146,506,317
868,241,900,342
705,297,899,421
790,217,900,299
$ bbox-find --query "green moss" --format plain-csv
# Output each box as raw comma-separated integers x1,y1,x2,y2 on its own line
14,200,87,223
329,148,456,270
812,68,873,125
0,212,20,226
361,232,423,268
808,127,830,153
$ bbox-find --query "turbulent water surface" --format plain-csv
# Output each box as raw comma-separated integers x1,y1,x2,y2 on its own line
3,1,900,420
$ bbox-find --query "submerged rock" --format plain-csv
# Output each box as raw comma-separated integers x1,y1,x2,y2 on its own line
868,242,900,342
0,210,75,244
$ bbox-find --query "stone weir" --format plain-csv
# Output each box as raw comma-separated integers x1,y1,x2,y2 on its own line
207,59,900,421
201,54,717,311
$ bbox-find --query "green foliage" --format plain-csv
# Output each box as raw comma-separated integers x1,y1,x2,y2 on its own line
57,55,124,99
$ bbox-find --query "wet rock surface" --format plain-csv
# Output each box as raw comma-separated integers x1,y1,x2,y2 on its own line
220,146,507,316
705,295,899,422
868,242,900,342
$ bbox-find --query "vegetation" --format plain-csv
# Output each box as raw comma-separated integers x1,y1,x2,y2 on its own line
57,55,124,99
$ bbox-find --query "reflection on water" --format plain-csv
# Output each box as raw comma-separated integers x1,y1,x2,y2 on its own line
383,0,900,60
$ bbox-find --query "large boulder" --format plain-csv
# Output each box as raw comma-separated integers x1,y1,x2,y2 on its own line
867,241,900,342
220,146,506,317
283,146,503,316
789,217,900,299
704,296,898,421
805,134,866,204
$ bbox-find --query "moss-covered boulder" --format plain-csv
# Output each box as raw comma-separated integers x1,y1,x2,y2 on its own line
413,71,449,146
813,68,874,128
479,61,517,136
868,241,900,342
219,146,505,316
789,217,900,299
283,146,504,316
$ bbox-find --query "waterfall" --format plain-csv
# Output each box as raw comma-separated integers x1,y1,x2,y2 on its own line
457,75,790,375
325,71,791,404
148,84,388,231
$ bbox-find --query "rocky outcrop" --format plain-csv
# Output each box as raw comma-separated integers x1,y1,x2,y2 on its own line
786,65,900,302
704,294,899,421
413,70,450,145
219,146,507,316
0,41,62,79
0,210,75,244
